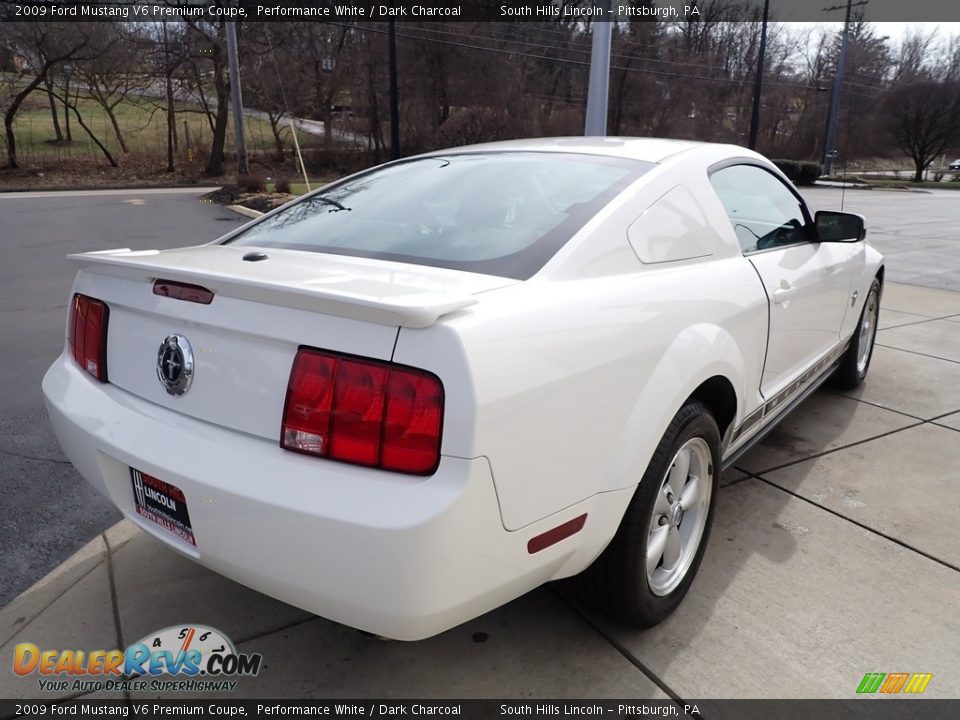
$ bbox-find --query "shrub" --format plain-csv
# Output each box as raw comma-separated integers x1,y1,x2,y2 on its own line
275,177,292,194
435,107,520,148
772,159,800,180
798,162,821,185
772,159,822,185
238,173,266,193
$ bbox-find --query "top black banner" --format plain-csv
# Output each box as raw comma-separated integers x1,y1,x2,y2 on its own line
0,0,959,23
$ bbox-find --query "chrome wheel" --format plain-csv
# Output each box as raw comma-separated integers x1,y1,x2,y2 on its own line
646,437,713,597
856,288,879,374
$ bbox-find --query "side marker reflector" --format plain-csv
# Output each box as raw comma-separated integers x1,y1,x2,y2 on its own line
527,514,587,554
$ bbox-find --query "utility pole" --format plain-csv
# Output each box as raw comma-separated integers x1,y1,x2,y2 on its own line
748,0,770,150
225,20,248,176
584,3,612,136
821,0,868,176
388,19,400,160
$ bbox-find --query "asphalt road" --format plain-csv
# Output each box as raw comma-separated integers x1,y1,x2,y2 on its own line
800,186,960,292
0,183,957,608
0,188,244,605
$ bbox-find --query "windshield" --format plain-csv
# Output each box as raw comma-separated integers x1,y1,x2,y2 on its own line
224,152,650,279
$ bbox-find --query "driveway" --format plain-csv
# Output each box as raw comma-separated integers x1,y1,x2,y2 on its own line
801,186,960,291
0,188,247,605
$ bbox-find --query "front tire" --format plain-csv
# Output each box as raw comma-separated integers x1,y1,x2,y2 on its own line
574,401,721,627
833,278,881,390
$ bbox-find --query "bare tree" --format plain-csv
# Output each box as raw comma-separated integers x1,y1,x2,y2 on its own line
183,20,230,176
43,74,63,143
159,21,185,172
74,23,145,154
1,23,93,168
48,84,119,167
881,80,960,181
242,24,296,162
891,27,937,84
303,23,353,144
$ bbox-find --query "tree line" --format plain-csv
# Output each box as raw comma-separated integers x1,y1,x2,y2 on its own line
2,4,960,182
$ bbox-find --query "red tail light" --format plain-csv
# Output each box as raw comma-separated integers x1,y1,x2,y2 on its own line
68,294,109,382
281,348,444,475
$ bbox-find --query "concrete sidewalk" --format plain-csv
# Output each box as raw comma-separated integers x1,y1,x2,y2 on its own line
3,282,959,701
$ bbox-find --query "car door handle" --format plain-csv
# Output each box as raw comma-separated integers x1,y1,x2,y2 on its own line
772,279,795,304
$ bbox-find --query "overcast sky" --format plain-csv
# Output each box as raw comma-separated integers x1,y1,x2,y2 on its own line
784,22,960,43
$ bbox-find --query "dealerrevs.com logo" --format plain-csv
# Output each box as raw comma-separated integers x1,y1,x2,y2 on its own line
13,624,262,693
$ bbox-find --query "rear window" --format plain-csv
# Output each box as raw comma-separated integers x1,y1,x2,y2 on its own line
223,152,650,279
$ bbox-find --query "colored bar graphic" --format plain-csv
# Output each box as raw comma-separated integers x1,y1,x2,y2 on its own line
857,672,886,694
903,673,934,694
880,673,908,693
857,672,933,694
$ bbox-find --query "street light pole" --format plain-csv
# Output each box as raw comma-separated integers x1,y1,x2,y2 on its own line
748,0,770,150
388,19,400,160
584,5,612,136
821,0,868,176
225,20,248,176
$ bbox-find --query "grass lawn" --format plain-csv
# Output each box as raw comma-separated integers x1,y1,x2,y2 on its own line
3,93,326,170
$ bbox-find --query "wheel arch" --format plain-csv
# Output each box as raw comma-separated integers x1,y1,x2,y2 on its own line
688,375,738,442
597,323,748,498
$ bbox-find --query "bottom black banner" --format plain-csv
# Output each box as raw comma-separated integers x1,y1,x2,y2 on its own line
1,699,959,720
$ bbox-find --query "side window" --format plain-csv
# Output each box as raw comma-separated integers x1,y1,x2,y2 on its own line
709,165,809,254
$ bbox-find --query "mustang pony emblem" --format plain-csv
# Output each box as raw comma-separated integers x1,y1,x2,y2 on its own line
156,335,194,396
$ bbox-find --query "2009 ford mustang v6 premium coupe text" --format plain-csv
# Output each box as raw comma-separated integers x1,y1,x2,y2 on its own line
43,138,883,640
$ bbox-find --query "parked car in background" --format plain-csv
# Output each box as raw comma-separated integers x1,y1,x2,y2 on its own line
948,159,960,171
43,138,883,640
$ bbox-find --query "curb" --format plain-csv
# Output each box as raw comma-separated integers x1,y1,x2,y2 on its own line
0,520,141,648
0,184,221,194
227,205,265,219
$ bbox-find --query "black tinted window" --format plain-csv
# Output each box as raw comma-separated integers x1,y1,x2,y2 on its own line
224,153,648,279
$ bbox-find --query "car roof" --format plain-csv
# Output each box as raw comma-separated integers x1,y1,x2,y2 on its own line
417,136,731,165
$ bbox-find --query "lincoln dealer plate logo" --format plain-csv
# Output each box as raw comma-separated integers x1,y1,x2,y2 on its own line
157,334,194,396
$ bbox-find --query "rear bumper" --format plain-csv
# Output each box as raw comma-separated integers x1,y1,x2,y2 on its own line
42,353,628,640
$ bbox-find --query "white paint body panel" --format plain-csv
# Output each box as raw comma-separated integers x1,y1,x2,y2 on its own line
42,137,884,639
747,242,861,399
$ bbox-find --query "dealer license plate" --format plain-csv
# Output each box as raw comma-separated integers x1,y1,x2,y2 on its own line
130,468,196,546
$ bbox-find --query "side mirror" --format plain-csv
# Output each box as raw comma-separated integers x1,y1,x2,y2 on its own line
816,210,866,242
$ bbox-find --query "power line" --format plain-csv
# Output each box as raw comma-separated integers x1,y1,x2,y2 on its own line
337,23,820,93
387,22,792,80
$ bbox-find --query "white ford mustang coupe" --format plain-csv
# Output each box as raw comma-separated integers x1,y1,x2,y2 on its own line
43,137,883,640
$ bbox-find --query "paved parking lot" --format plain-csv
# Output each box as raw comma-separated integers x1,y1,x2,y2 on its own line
802,187,960,291
0,188,240,605
1,186,959,701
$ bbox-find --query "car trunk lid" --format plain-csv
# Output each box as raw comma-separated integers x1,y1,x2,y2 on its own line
69,245,515,442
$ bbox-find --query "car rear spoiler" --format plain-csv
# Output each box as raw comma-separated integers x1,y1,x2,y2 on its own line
67,247,479,329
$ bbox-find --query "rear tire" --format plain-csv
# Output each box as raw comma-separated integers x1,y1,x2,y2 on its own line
573,401,721,627
833,278,881,390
